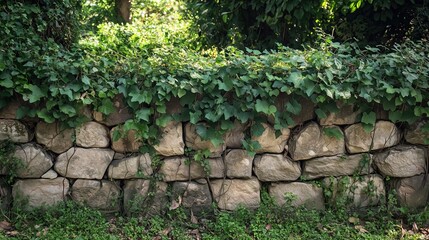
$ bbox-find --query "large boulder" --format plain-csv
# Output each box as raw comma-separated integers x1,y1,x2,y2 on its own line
344,121,401,153
224,121,248,148
110,127,142,153
210,177,260,211
184,123,225,157
55,147,114,179
71,179,121,213
0,119,32,143
391,174,429,208
159,157,205,181
405,120,429,145
269,182,325,210
322,174,385,208
253,154,301,181
75,121,110,148
319,103,360,126
225,149,253,178
172,180,213,214
93,94,133,126
13,143,53,178
251,123,290,153
35,121,73,154
12,178,69,209
208,158,225,179
154,121,185,157
123,180,168,216
373,145,426,178
302,154,373,180
289,122,345,160
107,153,152,179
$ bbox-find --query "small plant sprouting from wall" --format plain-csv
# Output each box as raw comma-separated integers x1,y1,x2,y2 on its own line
0,141,23,184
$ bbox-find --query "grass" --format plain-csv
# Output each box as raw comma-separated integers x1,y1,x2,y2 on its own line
0,194,429,239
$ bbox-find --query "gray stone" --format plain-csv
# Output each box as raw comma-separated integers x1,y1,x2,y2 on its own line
172,180,212,214
224,121,248,148
14,143,53,178
319,103,360,126
35,121,73,154
251,123,290,153
93,94,133,126
123,180,168,216
225,149,253,178
185,123,225,157
71,179,121,213
159,157,205,181
41,169,58,179
253,154,301,181
107,153,152,179
76,121,110,148
0,119,31,143
374,145,426,178
210,177,260,211
392,174,429,208
322,174,385,208
12,178,69,209
55,147,114,179
405,120,429,145
345,121,401,153
110,127,142,153
154,121,185,156
269,182,325,210
302,154,374,180
289,122,345,160
208,158,225,178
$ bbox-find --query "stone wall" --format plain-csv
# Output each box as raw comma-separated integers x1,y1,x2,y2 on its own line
0,99,428,215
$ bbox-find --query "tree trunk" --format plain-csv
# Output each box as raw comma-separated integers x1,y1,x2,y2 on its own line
115,0,131,23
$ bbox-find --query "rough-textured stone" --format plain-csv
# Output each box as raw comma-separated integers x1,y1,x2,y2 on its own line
110,127,142,153
12,178,69,209
345,121,401,153
172,180,212,214
374,145,426,178
252,123,290,154
123,180,168,216
253,154,301,181
93,94,132,126
13,143,53,178
269,95,315,127
154,121,185,156
165,97,182,114
225,149,253,178
55,147,114,179
36,121,73,154
0,119,31,143
107,153,152,179
405,120,429,145
185,123,225,157
269,182,325,210
302,154,374,180
71,179,121,213
289,122,345,160
208,158,225,178
0,100,20,119
392,174,429,208
319,103,360,125
224,121,248,148
210,178,260,211
322,174,385,208
159,157,206,181
76,121,110,148
41,169,58,179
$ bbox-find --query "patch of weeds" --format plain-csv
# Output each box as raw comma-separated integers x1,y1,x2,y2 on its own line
0,141,23,184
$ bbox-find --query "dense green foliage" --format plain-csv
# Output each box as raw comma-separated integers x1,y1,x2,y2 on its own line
186,0,429,49
2,195,429,239
1,0,429,150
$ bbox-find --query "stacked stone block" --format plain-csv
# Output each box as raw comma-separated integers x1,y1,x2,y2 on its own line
0,99,428,215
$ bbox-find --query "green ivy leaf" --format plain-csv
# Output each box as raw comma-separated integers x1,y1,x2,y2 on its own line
136,108,151,122
59,104,76,117
286,99,302,115
26,84,45,103
98,99,115,115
